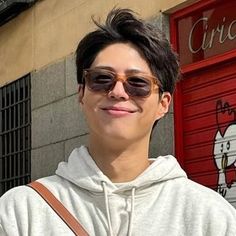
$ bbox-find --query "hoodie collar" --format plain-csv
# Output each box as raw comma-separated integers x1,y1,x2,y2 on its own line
55,146,187,194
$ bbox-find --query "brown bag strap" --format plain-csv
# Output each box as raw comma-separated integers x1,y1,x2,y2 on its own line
28,181,89,236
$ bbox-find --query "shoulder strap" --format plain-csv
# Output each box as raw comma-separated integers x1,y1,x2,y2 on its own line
28,181,89,236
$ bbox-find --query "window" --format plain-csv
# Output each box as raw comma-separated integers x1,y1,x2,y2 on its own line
0,75,31,196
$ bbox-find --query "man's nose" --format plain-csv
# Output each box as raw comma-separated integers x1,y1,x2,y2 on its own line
108,81,129,100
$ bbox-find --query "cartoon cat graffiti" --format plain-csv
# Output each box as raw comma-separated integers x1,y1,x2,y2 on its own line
214,100,236,198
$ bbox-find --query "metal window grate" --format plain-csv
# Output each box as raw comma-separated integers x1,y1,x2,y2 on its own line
0,75,31,196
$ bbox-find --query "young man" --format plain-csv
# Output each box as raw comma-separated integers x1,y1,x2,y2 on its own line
0,8,236,236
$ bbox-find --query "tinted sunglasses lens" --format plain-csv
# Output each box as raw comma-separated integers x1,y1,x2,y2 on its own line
125,76,152,97
86,71,114,92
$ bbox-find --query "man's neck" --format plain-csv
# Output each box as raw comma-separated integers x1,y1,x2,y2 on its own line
87,135,151,183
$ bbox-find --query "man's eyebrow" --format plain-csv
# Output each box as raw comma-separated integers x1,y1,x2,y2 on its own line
125,69,144,73
93,66,115,71
93,66,145,74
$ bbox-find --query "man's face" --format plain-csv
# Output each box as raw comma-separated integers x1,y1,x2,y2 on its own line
79,43,171,142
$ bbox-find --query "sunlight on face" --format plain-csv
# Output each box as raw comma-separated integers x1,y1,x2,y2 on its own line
80,43,171,143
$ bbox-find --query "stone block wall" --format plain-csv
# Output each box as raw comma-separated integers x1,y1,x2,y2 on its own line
149,13,174,158
31,55,88,180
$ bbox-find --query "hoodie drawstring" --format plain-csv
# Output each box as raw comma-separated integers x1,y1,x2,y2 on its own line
127,187,135,236
102,181,113,236
101,181,135,236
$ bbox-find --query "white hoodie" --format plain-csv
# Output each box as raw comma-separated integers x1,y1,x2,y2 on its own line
0,146,236,236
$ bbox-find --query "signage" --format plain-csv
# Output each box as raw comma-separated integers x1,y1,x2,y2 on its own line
177,0,236,66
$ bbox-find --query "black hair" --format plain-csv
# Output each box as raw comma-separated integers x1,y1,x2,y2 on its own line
76,8,180,95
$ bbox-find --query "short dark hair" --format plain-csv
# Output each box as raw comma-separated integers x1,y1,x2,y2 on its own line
76,8,179,95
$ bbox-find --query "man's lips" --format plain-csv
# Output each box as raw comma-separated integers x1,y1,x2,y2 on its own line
100,106,137,115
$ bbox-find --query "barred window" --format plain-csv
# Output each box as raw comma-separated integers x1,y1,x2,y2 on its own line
0,75,31,196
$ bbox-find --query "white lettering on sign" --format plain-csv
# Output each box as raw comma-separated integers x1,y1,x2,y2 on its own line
188,17,236,53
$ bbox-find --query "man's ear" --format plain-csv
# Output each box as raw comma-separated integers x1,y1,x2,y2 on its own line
156,92,172,120
78,84,84,104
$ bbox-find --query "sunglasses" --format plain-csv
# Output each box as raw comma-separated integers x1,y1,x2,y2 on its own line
82,68,163,98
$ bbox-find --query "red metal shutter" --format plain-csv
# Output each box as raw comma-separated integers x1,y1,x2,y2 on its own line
179,60,236,205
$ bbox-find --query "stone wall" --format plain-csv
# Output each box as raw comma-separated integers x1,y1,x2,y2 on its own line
31,55,89,180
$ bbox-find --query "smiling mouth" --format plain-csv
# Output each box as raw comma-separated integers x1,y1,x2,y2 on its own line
101,107,137,115
102,106,136,112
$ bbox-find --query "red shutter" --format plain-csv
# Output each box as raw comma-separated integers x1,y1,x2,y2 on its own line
180,61,236,197
171,0,236,206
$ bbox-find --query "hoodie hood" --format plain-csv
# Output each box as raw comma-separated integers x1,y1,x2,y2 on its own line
56,146,187,194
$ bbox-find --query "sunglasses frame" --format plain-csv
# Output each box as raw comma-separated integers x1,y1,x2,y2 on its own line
82,68,163,98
